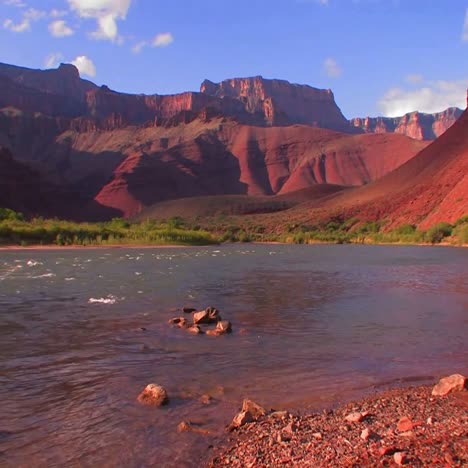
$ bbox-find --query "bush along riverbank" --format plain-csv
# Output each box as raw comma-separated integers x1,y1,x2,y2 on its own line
1,208,467,247
208,374,468,467
0,209,217,246
201,214,468,246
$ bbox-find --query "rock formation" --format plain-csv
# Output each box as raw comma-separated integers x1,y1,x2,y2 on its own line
350,108,462,140
201,76,350,129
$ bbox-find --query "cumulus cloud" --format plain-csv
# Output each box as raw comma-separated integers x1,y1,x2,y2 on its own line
323,57,342,78
378,79,468,116
44,52,64,68
463,9,468,41
405,73,424,84
49,19,74,37
68,0,131,42
152,32,174,47
3,7,46,32
131,40,147,53
71,55,96,77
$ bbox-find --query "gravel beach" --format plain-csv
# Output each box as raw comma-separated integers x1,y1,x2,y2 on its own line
208,384,468,467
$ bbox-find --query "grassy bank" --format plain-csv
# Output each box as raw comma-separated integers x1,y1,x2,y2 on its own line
1,208,466,247
0,209,218,247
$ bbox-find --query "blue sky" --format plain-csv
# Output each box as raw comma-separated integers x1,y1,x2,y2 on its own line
0,0,467,118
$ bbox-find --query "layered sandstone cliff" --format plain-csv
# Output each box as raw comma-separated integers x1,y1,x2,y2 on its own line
201,76,350,129
350,108,462,140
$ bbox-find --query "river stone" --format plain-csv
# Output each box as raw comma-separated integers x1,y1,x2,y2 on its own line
242,399,266,420
193,310,210,324
137,384,169,406
182,307,197,314
216,320,232,334
228,410,254,431
177,421,192,433
168,317,185,325
206,306,221,322
432,374,466,396
187,324,203,334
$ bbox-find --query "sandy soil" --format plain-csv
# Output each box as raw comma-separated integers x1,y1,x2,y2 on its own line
208,386,468,467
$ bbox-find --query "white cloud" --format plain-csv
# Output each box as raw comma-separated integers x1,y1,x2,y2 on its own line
405,73,423,84
50,9,68,18
3,17,29,32
323,57,342,78
378,79,468,116
463,8,468,41
71,55,96,77
49,19,74,37
3,7,46,33
68,0,131,42
44,52,64,68
132,40,147,53
152,32,174,47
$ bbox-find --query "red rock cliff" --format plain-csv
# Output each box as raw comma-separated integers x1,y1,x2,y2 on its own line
201,76,350,130
350,108,462,140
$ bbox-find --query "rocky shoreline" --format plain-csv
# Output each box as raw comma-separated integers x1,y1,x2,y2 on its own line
208,376,467,467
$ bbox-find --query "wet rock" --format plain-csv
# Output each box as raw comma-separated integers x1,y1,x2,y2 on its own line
228,410,254,431
183,307,197,314
312,432,323,440
426,416,434,425
206,306,221,322
199,394,213,405
206,320,232,336
193,310,210,324
242,399,266,420
431,374,466,396
397,416,413,432
216,320,232,334
187,324,203,334
137,383,169,406
168,317,186,326
394,451,407,465
177,421,192,433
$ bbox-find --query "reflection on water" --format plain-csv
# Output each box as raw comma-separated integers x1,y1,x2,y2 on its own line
0,244,467,467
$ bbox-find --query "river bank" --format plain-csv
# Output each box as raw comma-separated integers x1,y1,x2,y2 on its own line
208,379,468,467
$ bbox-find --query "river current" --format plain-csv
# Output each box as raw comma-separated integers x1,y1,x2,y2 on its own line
0,244,467,467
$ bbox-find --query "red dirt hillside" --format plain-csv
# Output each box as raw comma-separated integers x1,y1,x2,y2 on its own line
318,94,468,228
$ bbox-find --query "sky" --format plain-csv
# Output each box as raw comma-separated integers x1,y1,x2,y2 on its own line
0,0,467,118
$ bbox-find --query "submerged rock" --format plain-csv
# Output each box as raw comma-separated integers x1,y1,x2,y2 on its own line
137,383,169,406
183,307,197,314
187,324,203,334
168,317,186,326
432,374,466,396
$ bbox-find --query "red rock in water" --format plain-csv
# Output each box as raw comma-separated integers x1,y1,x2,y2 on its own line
137,384,169,406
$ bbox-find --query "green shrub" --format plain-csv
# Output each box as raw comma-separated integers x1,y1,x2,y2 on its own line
425,222,453,244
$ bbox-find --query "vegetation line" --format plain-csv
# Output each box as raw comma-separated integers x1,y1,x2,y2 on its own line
1,208,467,247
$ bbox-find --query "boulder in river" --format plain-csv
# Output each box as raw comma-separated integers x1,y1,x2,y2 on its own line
227,399,266,431
187,324,203,335
183,307,197,314
431,374,466,396
206,320,232,336
137,384,169,406
168,317,186,326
